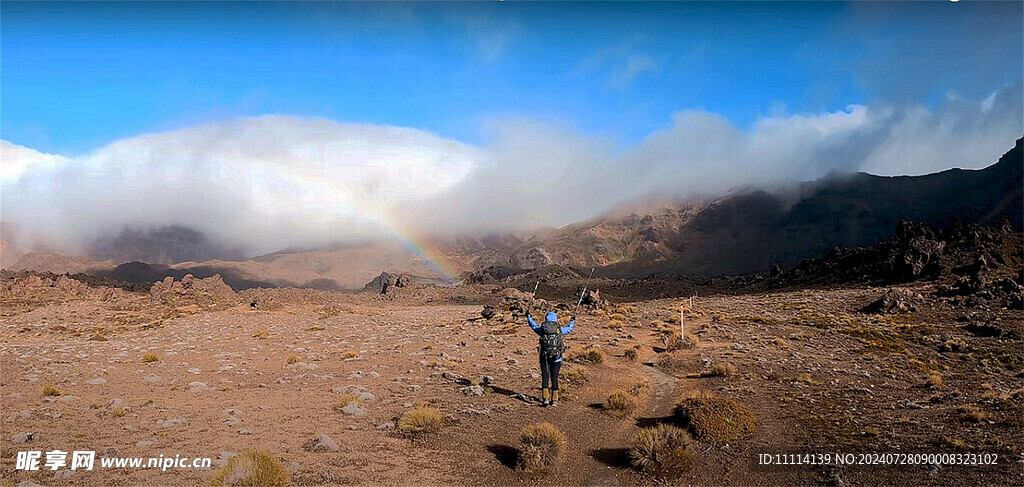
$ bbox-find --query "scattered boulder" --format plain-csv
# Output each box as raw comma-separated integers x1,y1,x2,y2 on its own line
480,306,498,320
860,288,924,314
339,403,367,416
149,274,236,308
362,272,413,295
12,432,38,444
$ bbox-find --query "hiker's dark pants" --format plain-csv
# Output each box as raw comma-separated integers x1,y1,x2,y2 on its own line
540,356,562,391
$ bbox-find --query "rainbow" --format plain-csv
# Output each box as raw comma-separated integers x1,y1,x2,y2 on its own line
266,168,462,284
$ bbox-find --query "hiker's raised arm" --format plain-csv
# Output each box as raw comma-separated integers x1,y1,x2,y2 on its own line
561,316,576,335
526,313,541,331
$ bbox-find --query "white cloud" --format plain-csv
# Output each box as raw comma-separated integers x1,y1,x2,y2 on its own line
1,87,1019,258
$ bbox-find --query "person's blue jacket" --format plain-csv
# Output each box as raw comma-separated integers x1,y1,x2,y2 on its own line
527,312,575,361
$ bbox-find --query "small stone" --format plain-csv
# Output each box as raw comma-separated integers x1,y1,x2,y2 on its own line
160,418,186,428
407,385,421,392
305,433,340,452
461,385,485,396
376,421,395,430
348,371,363,379
9,410,31,421
108,399,124,409
144,374,161,383
340,403,366,416
12,432,37,444
237,429,253,435
87,378,107,385
188,382,211,392
16,481,49,487
187,368,202,374
137,439,155,447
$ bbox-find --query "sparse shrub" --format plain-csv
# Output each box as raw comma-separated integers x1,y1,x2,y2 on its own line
109,408,127,418
41,385,63,397
562,367,587,384
141,352,160,363
252,329,270,339
624,348,638,362
341,351,359,359
957,405,990,423
926,371,943,390
628,424,694,477
674,393,755,441
398,405,443,438
210,449,288,487
706,363,736,377
517,422,567,472
334,394,361,411
285,354,301,365
567,347,604,364
603,391,637,418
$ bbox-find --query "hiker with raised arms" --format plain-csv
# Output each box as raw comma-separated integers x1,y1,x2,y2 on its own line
525,311,575,407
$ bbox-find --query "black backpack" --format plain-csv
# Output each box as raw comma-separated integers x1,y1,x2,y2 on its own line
539,321,565,360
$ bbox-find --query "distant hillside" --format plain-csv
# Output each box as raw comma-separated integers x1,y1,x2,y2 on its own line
510,136,1023,276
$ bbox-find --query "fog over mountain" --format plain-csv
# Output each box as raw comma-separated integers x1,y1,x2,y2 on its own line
1,82,1020,262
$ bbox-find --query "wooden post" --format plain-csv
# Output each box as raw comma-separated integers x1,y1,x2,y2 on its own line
679,304,686,336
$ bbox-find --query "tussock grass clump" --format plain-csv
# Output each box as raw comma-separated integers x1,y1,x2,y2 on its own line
562,367,587,384
398,405,443,438
141,352,161,363
663,330,698,351
41,385,63,397
285,354,301,365
109,408,127,418
566,347,604,364
603,391,637,418
926,371,943,390
517,422,566,472
705,363,736,377
210,449,288,487
624,348,638,362
628,424,694,477
341,351,359,359
251,329,270,339
334,394,362,411
674,393,755,441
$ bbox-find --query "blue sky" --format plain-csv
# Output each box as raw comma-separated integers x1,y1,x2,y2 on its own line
3,1,1020,156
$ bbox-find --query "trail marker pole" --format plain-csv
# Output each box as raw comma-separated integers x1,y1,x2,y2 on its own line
680,295,694,336
574,267,596,313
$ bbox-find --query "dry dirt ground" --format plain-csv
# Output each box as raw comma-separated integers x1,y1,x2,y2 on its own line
1,277,1021,486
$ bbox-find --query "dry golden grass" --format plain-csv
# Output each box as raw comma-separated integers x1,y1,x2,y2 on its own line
566,347,604,364
41,385,63,397
517,422,567,472
210,449,288,487
957,404,990,423
109,408,127,418
251,329,270,339
926,371,943,390
342,351,359,359
628,424,694,477
705,363,736,377
398,405,443,438
603,391,637,418
562,367,587,384
285,354,301,365
662,330,698,351
334,394,362,410
141,352,160,363
674,393,755,441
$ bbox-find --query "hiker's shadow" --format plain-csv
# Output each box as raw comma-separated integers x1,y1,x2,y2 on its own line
487,444,518,470
589,448,631,469
635,415,674,428
452,378,538,405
